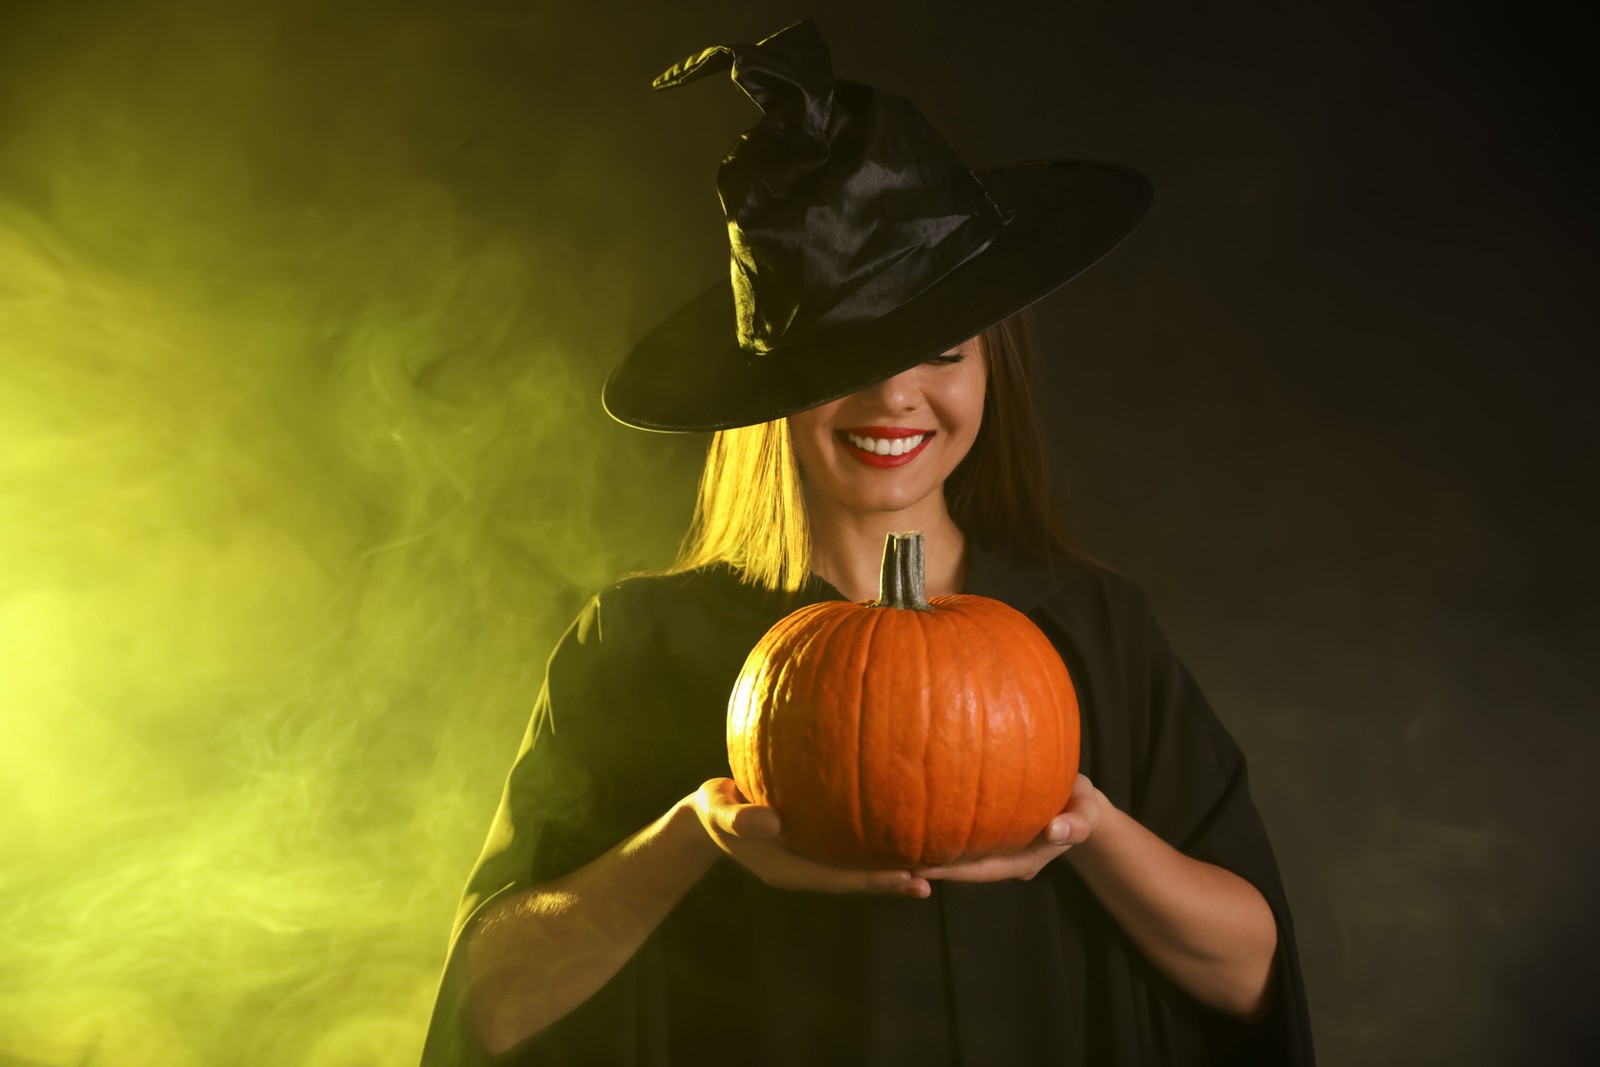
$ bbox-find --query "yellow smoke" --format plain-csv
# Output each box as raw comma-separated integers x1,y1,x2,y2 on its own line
0,1,702,1063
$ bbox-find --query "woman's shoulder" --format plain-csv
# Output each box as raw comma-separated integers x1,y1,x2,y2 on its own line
594,565,714,603
556,562,786,659
558,567,722,644
591,562,758,613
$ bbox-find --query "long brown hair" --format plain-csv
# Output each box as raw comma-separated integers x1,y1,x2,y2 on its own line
669,307,1091,591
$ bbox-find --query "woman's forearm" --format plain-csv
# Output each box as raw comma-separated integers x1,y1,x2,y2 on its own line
1063,802,1278,1021
463,797,720,1056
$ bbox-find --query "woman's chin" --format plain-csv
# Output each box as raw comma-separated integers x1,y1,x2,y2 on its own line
832,482,940,518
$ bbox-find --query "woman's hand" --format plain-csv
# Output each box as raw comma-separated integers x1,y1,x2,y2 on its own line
691,777,931,898
913,773,1106,883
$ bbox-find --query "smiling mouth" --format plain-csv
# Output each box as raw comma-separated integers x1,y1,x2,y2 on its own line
838,429,935,467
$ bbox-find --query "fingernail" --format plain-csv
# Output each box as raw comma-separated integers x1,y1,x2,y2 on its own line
1047,819,1070,845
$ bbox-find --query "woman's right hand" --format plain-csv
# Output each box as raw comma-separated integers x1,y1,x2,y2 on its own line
691,777,930,898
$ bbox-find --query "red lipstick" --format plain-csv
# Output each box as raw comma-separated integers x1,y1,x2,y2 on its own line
838,427,935,468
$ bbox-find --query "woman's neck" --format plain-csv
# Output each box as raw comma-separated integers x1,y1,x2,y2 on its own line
806,496,970,602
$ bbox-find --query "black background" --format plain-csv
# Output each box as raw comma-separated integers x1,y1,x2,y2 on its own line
596,7,1597,1059
570,4,1599,1062
1,1,1592,1063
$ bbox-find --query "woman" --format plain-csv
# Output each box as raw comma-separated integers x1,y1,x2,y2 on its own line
421,20,1314,1066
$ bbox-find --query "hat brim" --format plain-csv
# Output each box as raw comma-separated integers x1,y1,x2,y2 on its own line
603,160,1151,433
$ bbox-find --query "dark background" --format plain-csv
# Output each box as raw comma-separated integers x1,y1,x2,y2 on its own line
604,5,1598,1059
0,1,1592,1064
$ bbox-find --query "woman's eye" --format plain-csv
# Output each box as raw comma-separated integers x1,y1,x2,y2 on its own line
925,353,965,365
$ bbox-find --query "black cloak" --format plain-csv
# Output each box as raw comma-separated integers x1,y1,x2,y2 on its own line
420,544,1316,1065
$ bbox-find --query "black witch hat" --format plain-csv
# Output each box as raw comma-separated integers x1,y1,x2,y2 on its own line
603,19,1149,433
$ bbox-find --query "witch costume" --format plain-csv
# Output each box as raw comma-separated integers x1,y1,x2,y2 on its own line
420,19,1315,1066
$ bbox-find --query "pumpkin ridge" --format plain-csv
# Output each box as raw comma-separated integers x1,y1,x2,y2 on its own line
1004,615,1040,849
1042,618,1075,797
766,612,818,820
750,615,793,807
758,614,811,816
964,608,988,860
728,631,762,805
857,605,886,864
932,604,975,865
832,607,870,857
1011,607,1076,836
800,607,851,857
1004,608,1053,848
971,605,1026,856
958,608,993,861
754,611,803,811
1044,613,1080,806
912,603,934,865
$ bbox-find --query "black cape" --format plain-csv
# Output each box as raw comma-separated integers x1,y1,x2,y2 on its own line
420,545,1315,1065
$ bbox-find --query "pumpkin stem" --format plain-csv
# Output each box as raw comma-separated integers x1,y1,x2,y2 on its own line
872,531,933,611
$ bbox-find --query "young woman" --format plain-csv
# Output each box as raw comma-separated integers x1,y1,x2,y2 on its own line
421,20,1314,1066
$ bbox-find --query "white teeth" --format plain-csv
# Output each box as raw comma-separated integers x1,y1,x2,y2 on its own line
845,432,926,456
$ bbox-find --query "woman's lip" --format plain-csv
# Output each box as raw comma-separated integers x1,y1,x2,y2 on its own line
840,426,930,438
837,429,935,468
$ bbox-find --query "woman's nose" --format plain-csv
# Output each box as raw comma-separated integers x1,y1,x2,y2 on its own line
856,366,921,411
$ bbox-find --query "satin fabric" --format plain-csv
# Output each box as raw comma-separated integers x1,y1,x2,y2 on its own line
419,543,1316,1065
652,20,1010,355
600,19,1161,434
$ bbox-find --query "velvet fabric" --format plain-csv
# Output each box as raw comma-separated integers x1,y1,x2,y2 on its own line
419,543,1316,1065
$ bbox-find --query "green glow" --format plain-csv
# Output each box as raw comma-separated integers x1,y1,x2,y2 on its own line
0,2,698,1062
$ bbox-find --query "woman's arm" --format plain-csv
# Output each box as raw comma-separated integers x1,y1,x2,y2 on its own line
462,797,717,1056
463,780,930,1057
1059,785,1278,1021
915,774,1277,1022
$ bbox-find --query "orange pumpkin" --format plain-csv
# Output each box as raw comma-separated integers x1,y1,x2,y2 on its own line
727,531,1080,869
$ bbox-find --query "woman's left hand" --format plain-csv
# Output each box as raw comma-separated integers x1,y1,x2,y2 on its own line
913,773,1106,883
